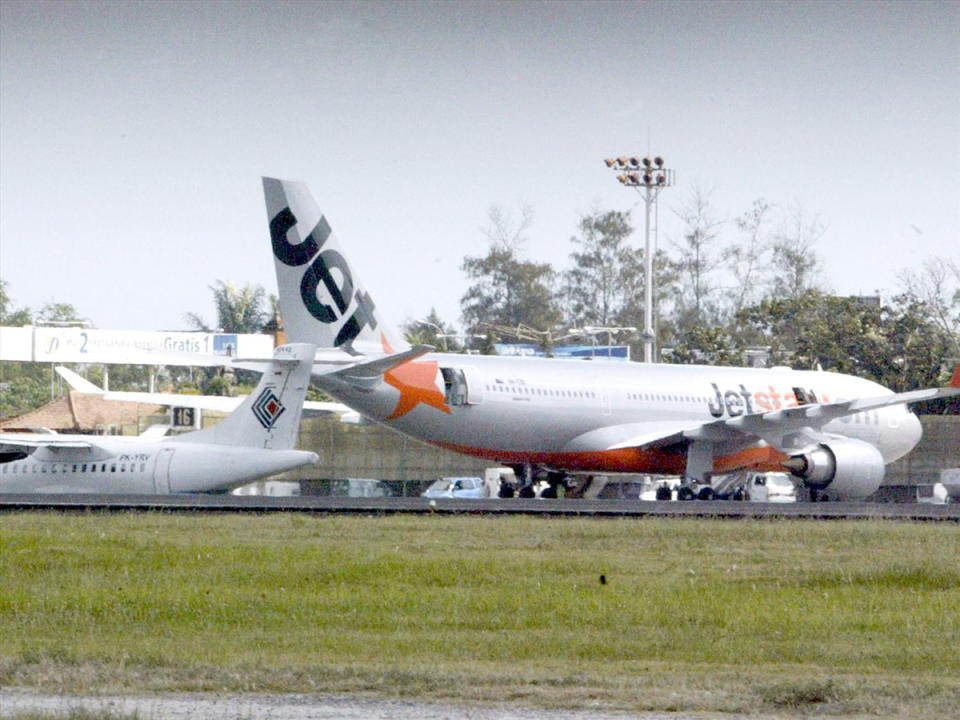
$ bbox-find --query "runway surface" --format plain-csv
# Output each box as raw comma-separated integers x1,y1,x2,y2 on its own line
1,493,958,520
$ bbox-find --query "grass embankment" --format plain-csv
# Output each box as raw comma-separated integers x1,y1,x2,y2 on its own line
1,512,958,717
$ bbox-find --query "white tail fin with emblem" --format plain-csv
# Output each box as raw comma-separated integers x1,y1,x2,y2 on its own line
176,343,315,449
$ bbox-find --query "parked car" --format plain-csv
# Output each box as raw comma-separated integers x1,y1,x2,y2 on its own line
422,476,487,499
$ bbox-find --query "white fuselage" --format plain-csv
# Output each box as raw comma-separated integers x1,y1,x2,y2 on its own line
315,354,922,474
0,435,315,494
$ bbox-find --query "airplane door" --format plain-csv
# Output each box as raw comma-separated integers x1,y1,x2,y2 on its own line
461,366,484,404
442,366,484,406
597,383,612,416
153,447,174,494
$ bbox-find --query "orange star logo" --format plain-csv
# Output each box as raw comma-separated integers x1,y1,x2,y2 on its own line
382,335,451,420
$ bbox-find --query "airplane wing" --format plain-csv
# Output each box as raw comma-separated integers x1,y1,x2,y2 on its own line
601,379,960,453
692,382,960,448
564,421,706,453
55,367,352,416
0,433,111,462
0,434,94,451
54,367,103,394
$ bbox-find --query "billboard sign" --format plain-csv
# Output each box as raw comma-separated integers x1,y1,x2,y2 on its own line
494,343,630,361
0,327,274,366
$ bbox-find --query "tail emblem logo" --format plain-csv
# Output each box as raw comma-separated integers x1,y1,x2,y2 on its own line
270,206,377,348
252,388,286,429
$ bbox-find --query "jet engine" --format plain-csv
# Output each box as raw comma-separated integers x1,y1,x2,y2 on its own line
782,438,885,501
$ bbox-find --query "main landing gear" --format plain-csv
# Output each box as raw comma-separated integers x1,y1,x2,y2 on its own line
675,480,716,501
499,464,569,498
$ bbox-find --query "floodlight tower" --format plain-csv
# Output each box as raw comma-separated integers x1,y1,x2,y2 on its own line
603,156,675,363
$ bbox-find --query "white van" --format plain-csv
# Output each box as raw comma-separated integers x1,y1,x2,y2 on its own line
745,472,797,503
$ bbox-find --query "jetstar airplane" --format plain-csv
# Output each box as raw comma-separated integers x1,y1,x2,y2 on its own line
263,177,960,501
0,344,318,493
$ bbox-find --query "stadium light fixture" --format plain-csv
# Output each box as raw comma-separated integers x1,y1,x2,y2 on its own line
603,153,675,363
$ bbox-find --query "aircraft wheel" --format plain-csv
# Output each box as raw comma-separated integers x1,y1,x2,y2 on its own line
655,484,672,501
677,486,695,501
498,483,515,498
697,486,716,501
518,484,536,498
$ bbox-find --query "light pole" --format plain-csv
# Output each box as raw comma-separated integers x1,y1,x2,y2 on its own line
414,319,447,351
604,156,675,363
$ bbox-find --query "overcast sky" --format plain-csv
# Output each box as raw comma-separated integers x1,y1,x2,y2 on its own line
1,0,957,333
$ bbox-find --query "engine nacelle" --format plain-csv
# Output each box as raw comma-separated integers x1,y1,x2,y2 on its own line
783,438,885,500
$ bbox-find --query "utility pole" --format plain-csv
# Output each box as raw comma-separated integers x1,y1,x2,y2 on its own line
604,156,675,363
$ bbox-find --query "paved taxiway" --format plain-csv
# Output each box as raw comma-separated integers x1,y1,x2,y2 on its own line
1,493,957,520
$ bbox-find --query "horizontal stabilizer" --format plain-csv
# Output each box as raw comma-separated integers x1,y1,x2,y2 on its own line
233,348,367,371
332,345,433,389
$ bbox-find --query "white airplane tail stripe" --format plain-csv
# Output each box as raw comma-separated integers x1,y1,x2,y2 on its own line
176,343,315,449
263,177,408,356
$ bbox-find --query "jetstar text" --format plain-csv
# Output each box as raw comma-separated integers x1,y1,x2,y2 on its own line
706,383,828,418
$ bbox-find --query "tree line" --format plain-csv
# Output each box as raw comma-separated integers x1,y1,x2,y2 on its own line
404,190,959,411
2,187,958,418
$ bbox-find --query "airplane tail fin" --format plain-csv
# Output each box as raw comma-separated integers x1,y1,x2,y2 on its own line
263,177,408,356
177,343,315,449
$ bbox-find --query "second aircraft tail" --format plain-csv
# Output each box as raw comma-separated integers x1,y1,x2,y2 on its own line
176,343,315,449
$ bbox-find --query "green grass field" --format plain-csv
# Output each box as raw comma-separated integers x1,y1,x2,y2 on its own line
1,512,959,717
